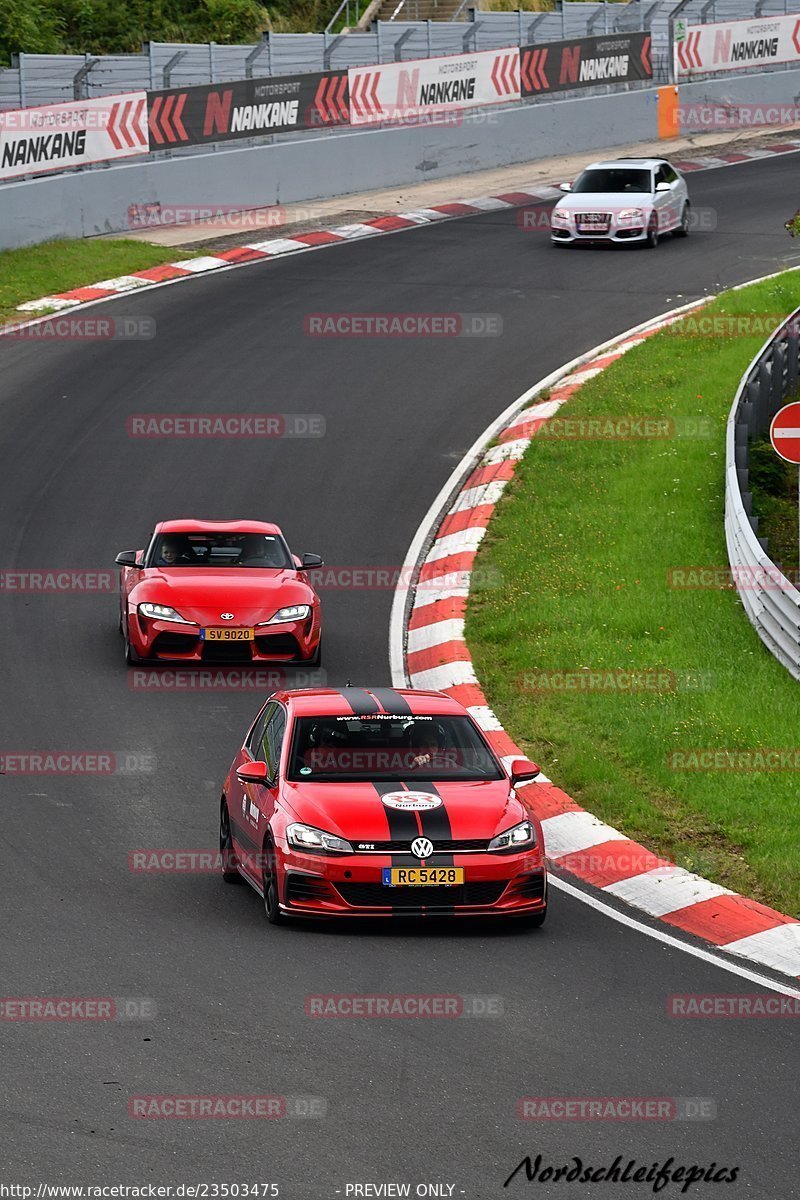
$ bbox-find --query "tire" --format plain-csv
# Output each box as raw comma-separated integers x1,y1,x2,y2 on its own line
524,905,548,929
645,214,659,249
220,800,242,884
262,834,283,924
123,619,141,665
673,203,690,238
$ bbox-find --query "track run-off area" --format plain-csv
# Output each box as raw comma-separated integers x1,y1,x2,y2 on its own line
1,153,798,1194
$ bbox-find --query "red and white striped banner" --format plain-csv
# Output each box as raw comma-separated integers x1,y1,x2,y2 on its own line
348,49,520,126
0,93,148,181
676,13,800,76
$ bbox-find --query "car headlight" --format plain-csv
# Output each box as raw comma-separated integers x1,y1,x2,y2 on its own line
550,209,571,228
488,820,536,852
617,208,644,224
138,603,194,624
286,823,353,854
259,604,311,625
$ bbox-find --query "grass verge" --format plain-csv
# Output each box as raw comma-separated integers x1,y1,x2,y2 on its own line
0,238,193,324
466,271,800,917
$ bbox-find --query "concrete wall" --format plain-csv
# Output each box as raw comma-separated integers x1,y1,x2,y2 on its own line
2,66,799,251
0,90,658,250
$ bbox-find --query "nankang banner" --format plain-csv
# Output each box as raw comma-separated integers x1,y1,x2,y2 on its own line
0,94,148,181
146,70,349,149
676,13,800,76
519,31,652,95
348,48,521,125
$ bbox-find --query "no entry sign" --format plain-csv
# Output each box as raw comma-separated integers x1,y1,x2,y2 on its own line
769,402,800,464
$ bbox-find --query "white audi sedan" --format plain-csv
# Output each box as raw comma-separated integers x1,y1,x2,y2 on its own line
550,158,691,247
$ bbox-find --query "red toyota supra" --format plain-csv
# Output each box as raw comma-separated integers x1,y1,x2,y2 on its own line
116,519,323,666
219,686,548,925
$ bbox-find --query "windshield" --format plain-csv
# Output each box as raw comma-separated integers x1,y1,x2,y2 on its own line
149,532,292,569
571,168,652,195
287,715,504,782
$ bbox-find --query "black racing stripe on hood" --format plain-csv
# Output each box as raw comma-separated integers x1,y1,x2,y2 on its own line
372,782,419,917
407,781,454,917
337,687,380,715
369,688,412,715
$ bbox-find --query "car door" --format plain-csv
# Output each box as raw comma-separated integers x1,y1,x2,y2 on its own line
241,702,287,871
655,163,683,232
228,700,275,862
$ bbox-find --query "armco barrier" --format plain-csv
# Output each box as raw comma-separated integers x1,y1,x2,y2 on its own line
0,87,659,250
725,306,800,681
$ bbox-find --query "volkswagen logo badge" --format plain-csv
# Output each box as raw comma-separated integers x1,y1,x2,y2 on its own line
220,612,234,620
411,837,434,859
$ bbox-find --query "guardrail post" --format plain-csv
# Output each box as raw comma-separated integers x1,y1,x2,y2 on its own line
771,344,786,416
787,329,799,395
162,50,187,89
73,56,98,100
463,21,482,51
527,13,550,41
394,29,414,61
323,34,346,69
245,35,269,79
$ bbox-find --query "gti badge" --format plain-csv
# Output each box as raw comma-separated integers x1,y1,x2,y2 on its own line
220,612,234,620
411,837,434,859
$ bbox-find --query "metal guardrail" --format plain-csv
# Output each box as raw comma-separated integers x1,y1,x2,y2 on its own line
725,307,800,681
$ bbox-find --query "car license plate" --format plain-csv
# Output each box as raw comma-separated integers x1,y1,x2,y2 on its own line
578,220,609,232
202,627,254,641
382,867,465,886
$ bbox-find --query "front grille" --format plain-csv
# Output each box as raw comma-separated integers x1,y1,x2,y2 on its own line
201,640,253,662
286,874,332,904
335,881,507,908
253,633,300,658
153,632,198,654
353,839,489,854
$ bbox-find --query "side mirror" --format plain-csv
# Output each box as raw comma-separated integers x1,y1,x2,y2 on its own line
655,181,671,192
115,550,141,568
237,760,269,785
510,757,540,784
559,182,572,192
301,552,323,569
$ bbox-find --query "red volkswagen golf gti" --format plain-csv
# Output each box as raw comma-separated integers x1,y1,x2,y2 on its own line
220,686,548,925
116,519,323,666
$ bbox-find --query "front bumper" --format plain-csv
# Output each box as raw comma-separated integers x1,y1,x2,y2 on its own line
273,844,548,918
129,612,319,663
551,225,648,243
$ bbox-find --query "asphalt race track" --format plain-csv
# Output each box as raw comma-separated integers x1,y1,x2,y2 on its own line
1,154,798,1196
